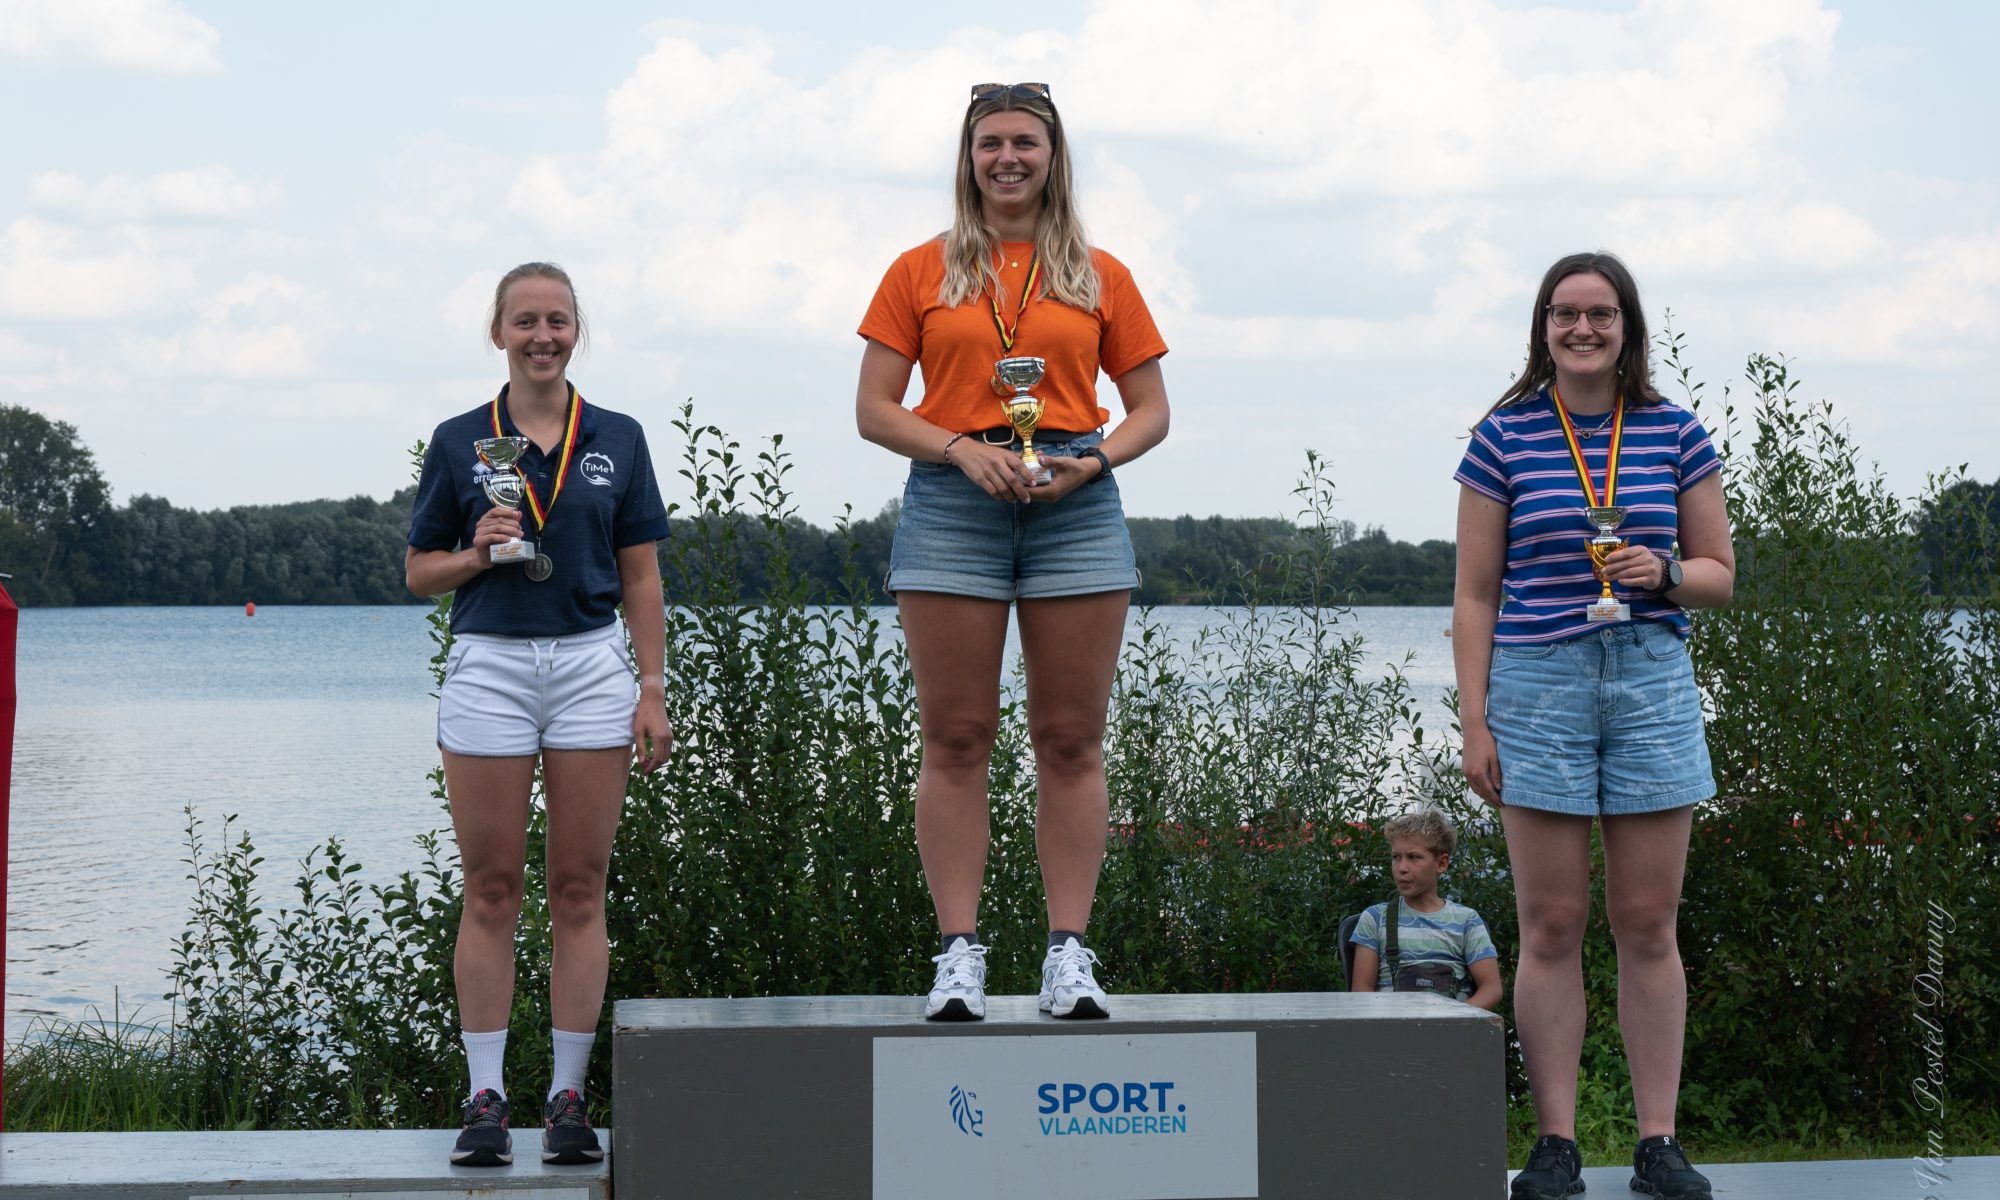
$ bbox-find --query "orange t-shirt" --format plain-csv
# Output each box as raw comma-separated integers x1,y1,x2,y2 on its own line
857,239,1169,434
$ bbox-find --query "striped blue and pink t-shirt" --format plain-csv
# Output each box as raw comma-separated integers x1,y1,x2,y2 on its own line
1453,389,1721,644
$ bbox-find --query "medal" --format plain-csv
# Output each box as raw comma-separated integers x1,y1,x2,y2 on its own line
1553,388,1631,623
490,385,582,583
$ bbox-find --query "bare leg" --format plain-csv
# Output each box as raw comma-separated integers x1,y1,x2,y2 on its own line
1601,805,1694,1138
1018,590,1128,933
445,750,536,1031
541,746,631,1033
898,591,1010,934
1501,805,1595,1140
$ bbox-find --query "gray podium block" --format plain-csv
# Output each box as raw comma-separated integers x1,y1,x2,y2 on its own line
614,992,1505,1198
0,1129,610,1198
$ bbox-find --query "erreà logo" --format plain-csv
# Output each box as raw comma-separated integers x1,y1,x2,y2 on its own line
580,451,614,486
949,1084,983,1137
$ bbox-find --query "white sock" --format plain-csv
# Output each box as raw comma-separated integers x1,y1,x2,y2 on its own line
462,1028,507,1100
549,1027,596,1100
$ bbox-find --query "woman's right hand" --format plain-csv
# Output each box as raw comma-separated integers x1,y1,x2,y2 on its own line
469,506,525,568
1461,719,1504,809
951,439,1036,502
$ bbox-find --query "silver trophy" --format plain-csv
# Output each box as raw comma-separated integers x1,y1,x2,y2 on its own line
473,436,537,565
993,355,1053,486
1585,505,1630,622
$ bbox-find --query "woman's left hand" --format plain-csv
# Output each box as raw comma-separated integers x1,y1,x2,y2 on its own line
1598,545,1665,590
633,696,673,773
1027,452,1106,502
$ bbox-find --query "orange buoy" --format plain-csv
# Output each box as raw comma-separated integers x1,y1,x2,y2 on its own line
246,602,256,616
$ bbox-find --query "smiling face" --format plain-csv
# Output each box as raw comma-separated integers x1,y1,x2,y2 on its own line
1390,835,1448,904
1546,270,1625,386
491,275,578,387
969,110,1051,222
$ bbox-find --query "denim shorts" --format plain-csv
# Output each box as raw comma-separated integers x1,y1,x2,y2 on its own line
437,621,636,756
886,431,1140,601
1485,620,1715,816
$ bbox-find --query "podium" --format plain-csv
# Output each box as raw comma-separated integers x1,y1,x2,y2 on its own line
614,992,1505,1198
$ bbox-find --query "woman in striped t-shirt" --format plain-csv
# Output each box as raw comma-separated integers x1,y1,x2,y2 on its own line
1451,252,1734,1200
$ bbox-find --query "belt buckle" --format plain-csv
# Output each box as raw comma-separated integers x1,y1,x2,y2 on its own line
978,427,1015,447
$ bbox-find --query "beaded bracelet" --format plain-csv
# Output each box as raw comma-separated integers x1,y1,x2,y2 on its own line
941,432,968,465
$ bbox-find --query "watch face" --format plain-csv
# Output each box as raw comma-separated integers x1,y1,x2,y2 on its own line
1667,560,1683,588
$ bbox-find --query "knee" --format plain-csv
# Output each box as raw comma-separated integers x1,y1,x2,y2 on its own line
463,870,524,929
1518,903,1590,959
922,716,998,772
1028,722,1104,778
548,872,607,931
1608,907,1680,962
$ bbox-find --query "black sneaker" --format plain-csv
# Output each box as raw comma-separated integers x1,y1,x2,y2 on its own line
1631,1134,1711,1199
542,1088,604,1164
1512,1133,1585,1199
450,1088,512,1166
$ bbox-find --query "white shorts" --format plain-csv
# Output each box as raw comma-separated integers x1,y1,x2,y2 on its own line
437,622,636,757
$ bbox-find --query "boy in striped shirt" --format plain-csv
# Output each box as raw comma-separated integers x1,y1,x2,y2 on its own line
1349,809,1504,1010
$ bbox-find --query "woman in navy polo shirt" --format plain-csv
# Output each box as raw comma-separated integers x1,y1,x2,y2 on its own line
406,262,670,1168
1452,252,1735,1200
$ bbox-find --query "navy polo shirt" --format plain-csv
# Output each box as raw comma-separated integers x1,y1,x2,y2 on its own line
408,386,669,636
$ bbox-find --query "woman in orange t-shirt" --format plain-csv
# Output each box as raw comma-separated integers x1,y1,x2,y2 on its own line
856,82,1171,1022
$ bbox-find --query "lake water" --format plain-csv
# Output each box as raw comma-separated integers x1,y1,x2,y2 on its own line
3,603,1455,1037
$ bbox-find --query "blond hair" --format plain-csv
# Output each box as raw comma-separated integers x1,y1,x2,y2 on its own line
486,261,588,352
939,89,1100,313
1383,808,1457,861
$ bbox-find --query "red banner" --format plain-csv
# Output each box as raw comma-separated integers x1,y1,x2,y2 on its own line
0,579,16,1128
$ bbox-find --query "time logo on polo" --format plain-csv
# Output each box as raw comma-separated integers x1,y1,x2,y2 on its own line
873,1032,1258,1199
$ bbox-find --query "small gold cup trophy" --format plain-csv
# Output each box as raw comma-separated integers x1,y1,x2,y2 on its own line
993,355,1053,486
472,436,537,565
1585,505,1630,622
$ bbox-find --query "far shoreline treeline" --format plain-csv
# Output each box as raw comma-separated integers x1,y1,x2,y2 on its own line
0,403,1456,607
1,401,1992,608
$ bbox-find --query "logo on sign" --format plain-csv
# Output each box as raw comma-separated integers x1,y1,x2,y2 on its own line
949,1085,983,1137
1036,1080,1189,1137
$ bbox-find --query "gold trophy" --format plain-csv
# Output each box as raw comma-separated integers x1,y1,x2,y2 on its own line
473,436,537,565
993,355,1053,486
1585,505,1630,622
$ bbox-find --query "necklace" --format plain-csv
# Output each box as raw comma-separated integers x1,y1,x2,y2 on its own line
1572,405,1618,440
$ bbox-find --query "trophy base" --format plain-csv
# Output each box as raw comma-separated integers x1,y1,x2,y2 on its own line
1587,598,1631,623
490,538,537,564
1026,464,1053,487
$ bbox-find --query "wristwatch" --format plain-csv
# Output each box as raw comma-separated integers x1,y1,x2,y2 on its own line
1652,550,1683,592
1077,447,1112,484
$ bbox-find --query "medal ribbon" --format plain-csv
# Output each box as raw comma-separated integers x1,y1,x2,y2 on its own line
987,249,1042,353
1552,387,1624,510
490,385,582,535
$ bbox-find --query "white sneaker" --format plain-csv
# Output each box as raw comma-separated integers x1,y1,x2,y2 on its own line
925,938,989,1021
1039,937,1110,1019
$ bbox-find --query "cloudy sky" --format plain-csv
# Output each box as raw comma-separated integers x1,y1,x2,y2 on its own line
5,0,1995,541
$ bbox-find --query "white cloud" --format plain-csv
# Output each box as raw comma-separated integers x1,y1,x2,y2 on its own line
0,0,220,74
29,166,273,222
120,274,326,379
0,218,197,319
1755,229,2000,369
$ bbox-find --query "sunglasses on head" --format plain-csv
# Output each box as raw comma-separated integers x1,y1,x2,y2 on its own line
970,82,1052,103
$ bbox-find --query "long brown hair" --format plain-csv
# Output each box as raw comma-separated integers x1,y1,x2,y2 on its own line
1482,251,1660,425
939,89,1099,312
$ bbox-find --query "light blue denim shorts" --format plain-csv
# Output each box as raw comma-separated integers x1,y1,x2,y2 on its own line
1486,620,1715,816
886,431,1140,602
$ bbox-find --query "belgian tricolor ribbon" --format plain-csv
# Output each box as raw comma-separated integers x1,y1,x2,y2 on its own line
491,385,582,534
1552,387,1624,510
988,249,1041,353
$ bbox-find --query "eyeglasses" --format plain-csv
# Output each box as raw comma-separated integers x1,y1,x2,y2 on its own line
1547,304,1622,330
970,82,1052,103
